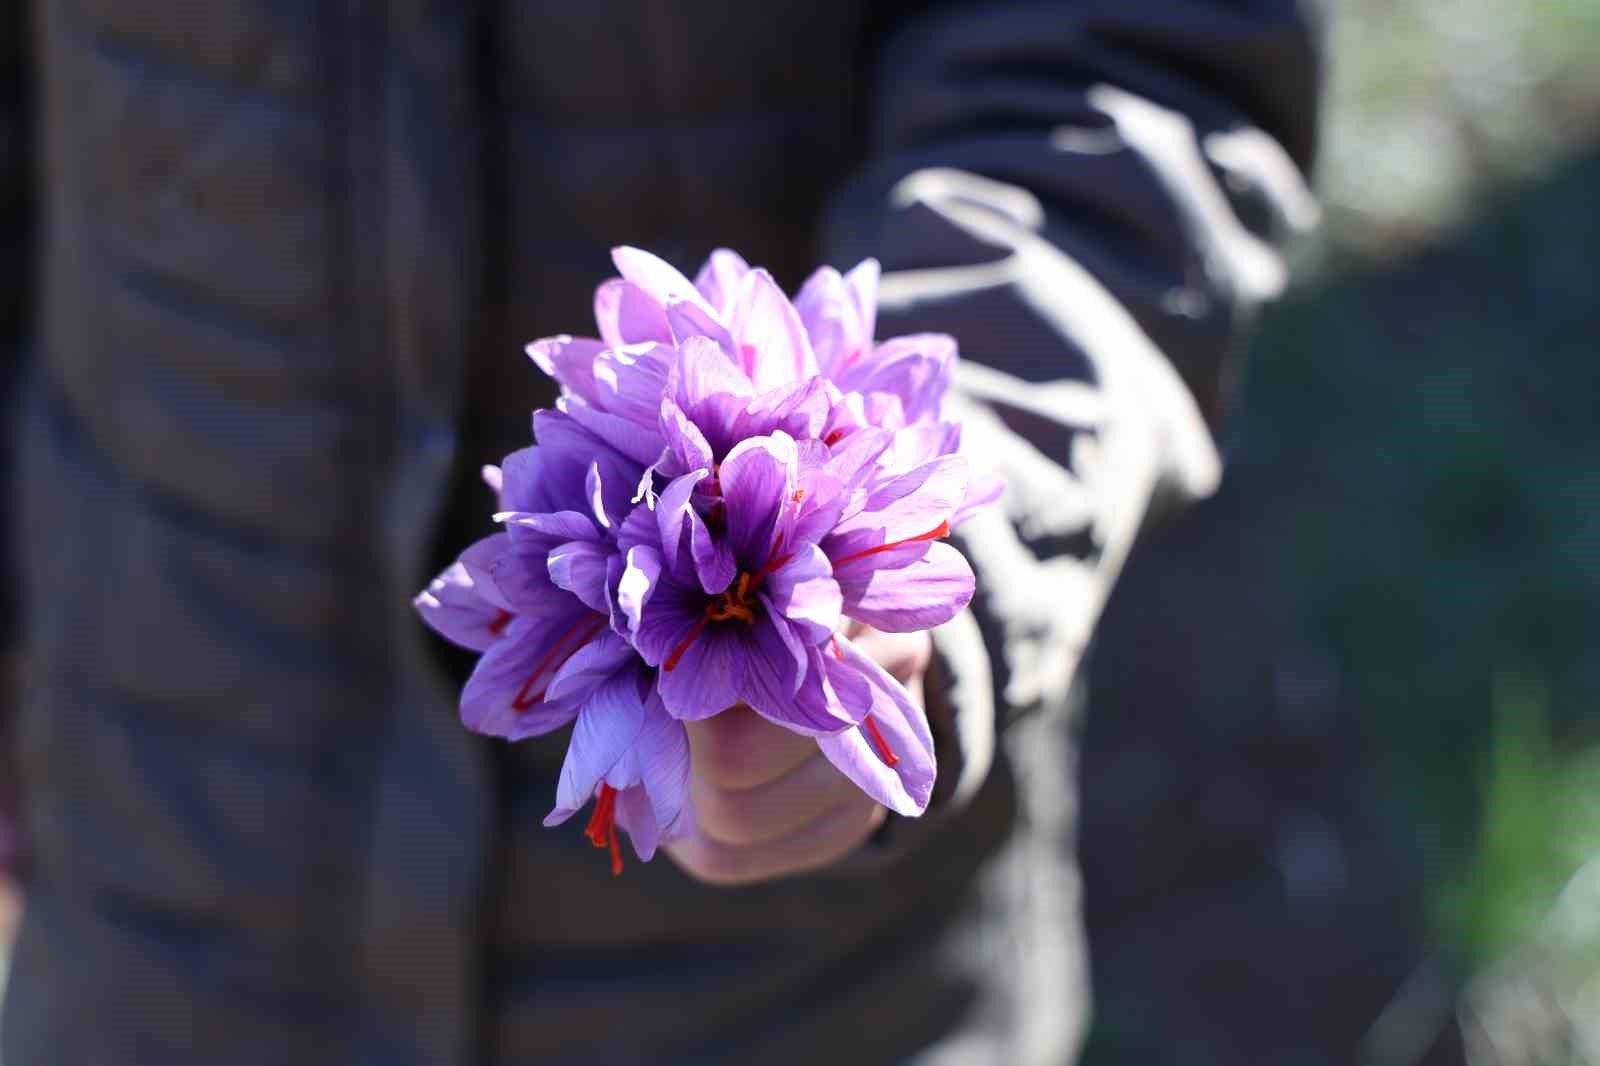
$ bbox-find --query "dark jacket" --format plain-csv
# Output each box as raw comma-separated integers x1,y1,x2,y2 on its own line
2,2,1320,1063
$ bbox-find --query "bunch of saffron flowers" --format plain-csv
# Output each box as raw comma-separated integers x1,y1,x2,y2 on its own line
416,247,1000,874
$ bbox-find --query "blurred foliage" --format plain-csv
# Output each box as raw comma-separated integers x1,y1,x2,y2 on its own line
1233,1,1600,1056
1319,0,1600,256
1441,672,1600,964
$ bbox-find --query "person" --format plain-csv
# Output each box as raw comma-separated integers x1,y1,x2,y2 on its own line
0,2,1321,1063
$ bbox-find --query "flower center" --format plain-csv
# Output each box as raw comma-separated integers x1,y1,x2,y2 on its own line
704,572,757,625
664,539,797,672
584,784,624,876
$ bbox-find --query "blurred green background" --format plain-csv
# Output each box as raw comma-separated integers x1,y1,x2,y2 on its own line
1080,2,1600,1063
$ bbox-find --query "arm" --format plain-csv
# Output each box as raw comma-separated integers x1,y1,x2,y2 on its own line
825,0,1323,815
669,0,1322,883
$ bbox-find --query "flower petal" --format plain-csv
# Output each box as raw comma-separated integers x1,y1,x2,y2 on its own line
413,562,508,652
543,629,635,705
763,544,841,643
526,334,605,403
836,540,975,633
460,611,592,740
816,633,935,815
615,544,662,637
836,333,955,425
718,432,797,568
612,246,717,318
727,268,819,391
757,641,865,736
458,533,515,612
615,696,692,858
656,626,743,720
547,672,650,823
829,455,968,557
659,395,715,476
666,297,735,354
547,540,612,614
593,278,671,347
693,247,751,313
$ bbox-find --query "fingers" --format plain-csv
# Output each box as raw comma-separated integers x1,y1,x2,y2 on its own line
666,791,886,886
840,621,932,687
667,625,929,886
684,704,816,791
691,745,865,846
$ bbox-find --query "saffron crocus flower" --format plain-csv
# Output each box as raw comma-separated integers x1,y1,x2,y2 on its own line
416,427,692,871
622,431,872,735
420,243,1007,859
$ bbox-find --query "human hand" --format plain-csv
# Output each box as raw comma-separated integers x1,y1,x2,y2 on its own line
665,622,933,885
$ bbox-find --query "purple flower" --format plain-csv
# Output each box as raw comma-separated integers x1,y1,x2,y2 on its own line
416,429,692,872
420,244,1007,859
620,421,976,814
622,432,871,736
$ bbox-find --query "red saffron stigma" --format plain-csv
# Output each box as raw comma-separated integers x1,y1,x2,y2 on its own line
663,615,710,671
823,430,847,447
487,609,513,636
833,520,951,568
584,784,624,876
864,716,900,768
511,615,607,711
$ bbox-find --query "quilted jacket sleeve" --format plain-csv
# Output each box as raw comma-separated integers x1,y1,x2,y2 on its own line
1,0,31,875
825,0,1323,814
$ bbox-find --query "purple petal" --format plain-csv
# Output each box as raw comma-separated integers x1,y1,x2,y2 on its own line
951,468,1006,529
762,544,841,642
844,258,880,354
547,540,612,614
837,540,975,633
717,432,797,569
614,781,660,860
881,421,963,473
615,544,662,637
530,410,646,521
730,378,831,444
656,626,743,720
543,629,636,706
594,278,671,347
460,611,594,741
592,342,673,424
612,246,717,318
659,395,715,475
817,636,936,816
770,643,869,736
413,562,510,653
829,455,969,557
482,462,503,491
666,298,735,354
693,247,751,313
560,396,665,467
727,268,819,391
458,533,515,612
672,334,754,407
836,333,955,426
616,696,692,858
500,510,603,551
547,672,650,824
736,609,814,729
657,470,736,593
793,265,852,374
526,334,605,402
